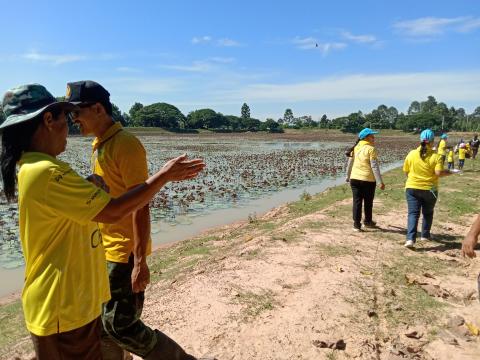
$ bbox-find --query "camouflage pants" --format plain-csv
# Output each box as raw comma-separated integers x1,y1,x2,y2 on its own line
101,256,157,359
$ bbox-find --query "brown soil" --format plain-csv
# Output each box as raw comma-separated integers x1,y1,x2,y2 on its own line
3,183,480,360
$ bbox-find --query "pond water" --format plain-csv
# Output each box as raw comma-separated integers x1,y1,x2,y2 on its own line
0,136,408,297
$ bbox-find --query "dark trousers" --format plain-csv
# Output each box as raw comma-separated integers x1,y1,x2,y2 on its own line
350,179,376,228
102,256,194,360
31,317,103,360
406,188,437,242
101,256,157,359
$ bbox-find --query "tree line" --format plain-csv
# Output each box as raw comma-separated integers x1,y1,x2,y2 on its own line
1,95,479,134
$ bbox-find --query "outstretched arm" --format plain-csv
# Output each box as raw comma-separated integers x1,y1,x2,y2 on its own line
94,154,205,223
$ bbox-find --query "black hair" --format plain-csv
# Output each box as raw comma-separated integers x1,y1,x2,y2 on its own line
345,138,360,157
1,106,63,202
420,140,429,160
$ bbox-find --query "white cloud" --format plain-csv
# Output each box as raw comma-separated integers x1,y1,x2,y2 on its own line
160,61,212,73
341,31,377,44
159,57,236,73
222,71,480,104
394,16,480,37
209,57,236,64
22,51,86,65
217,38,241,47
191,36,212,44
458,17,480,32
105,77,183,95
191,36,242,47
292,37,347,56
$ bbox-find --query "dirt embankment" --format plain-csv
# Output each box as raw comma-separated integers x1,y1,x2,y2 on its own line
3,167,480,360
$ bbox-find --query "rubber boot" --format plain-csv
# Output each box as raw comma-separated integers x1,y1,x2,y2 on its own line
144,330,196,360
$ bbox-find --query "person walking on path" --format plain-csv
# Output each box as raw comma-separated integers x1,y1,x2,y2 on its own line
447,146,455,170
458,143,467,170
345,128,385,232
0,84,205,360
437,133,448,164
470,134,480,160
403,129,451,249
66,81,214,360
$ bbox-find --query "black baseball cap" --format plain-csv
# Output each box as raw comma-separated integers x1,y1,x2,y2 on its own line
65,80,110,106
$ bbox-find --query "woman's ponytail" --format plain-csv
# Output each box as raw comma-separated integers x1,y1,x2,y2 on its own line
1,116,43,202
345,138,360,157
420,140,428,160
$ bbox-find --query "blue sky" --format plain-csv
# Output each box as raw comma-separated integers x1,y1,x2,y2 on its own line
1,0,479,119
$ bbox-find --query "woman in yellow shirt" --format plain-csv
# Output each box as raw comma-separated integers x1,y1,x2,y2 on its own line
437,133,448,164
458,143,467,169
346,128,385,231
403,129,450,248
0,85,205,359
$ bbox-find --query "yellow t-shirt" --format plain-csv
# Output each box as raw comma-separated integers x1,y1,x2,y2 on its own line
459,148,467,160
447,150,454,163
92,122,151,263
18,152,111,336
403,146,444,190
350,140,378,182
437,139,447,156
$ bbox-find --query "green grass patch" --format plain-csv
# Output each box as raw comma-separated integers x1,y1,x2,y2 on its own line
149,236,215,281
315,243,355,257
0,300,29,352
287,184,350,217
380,251,451,327
234,290,276,320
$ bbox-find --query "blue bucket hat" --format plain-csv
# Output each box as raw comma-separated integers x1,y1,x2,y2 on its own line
420,129,435,142
440,133,448,139
358,128,379,140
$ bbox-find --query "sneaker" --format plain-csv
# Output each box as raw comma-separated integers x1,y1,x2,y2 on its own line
364,221,377,228
404,240,415,248
420,237,430,241
353,226,362,232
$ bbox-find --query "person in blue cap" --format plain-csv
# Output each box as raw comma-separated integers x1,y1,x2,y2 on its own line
345,128,385,231
403,129,452,248
437,133,448,164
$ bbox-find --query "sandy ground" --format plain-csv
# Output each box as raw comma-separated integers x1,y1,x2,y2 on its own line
3,195,480,360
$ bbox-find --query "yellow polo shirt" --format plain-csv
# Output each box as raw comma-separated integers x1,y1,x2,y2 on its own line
92,122,151,263
18,152,111,336
350,140,378,182
437,139,447,156
403,146,444,190
447,150,454,163
458,148,467,160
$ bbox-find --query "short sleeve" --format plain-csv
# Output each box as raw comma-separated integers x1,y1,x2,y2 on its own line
115,135,149,189
434,155,444,171
403,154,410,173
46,166,111,225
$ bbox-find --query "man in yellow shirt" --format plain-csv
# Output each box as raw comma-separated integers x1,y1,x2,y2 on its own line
66,81,207,360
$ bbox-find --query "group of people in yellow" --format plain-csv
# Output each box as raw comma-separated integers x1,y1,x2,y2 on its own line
345,128,480,254
438,133,479,171
0,82,213,360
2,83,480,360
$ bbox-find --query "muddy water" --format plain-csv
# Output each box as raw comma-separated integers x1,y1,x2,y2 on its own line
0,161,402,298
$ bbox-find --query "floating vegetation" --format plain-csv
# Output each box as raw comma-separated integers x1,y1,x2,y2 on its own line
0,134,414,269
